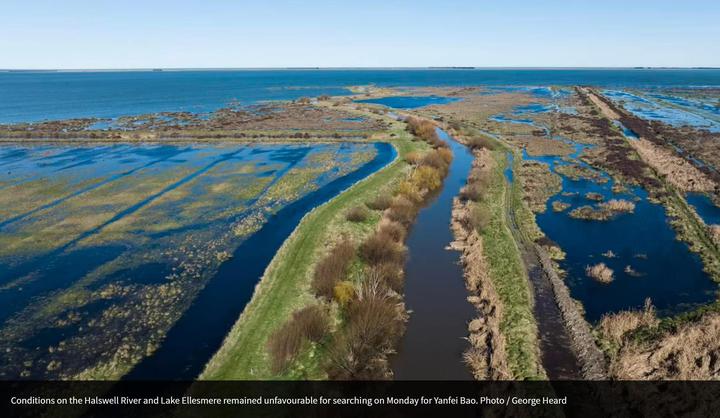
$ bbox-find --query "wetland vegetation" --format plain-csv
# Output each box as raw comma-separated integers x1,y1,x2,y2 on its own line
3,71,720,382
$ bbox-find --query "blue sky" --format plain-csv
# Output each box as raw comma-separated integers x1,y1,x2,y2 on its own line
1,0,718,69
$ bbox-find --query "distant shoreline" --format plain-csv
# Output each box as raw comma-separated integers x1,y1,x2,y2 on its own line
2,67,720,73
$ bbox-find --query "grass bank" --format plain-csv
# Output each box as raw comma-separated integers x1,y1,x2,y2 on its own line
200,121,427,380
452,127,544,379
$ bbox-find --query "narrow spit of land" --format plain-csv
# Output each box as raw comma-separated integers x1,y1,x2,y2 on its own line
503,151,582,379
392,129,476,380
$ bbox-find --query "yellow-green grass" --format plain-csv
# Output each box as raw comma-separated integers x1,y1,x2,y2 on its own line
200,126,425,380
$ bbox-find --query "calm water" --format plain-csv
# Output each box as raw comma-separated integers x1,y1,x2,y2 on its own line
0,141,392,379
355,96,460,109
492,103,718,322
3,69,720,123
392,129,475,380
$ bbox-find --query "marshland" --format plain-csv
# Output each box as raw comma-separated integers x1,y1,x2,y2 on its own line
2,69,720,382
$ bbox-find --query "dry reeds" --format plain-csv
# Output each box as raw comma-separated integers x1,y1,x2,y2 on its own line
586,262,614,283
599,199,636,213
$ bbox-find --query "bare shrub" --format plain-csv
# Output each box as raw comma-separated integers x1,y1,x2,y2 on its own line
366,193,393,211
327,288,403,379
367,263,404,293
359,230,406,267
420,150,449,172
377,219,406,243
346,205,369,222
437,147,453,165
311,239,355,300
404,151,422,166
267,305,329,373
405,117,444,147
386,196,417,226
586,262,614,283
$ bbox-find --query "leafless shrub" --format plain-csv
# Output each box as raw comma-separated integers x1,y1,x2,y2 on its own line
386,196,417,226
377,219,406,243
420,150,449,172
311,239,356,300
267,305,329,373
404,151,422,166
326,289,403,380
359,230,406,267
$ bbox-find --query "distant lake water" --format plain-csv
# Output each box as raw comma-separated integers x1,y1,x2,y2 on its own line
2,69,720,123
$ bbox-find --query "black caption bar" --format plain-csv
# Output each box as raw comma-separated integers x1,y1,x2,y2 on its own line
3,381,720,417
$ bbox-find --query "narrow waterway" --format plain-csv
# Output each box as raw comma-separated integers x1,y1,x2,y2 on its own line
392,129,475,380
124,142,395,380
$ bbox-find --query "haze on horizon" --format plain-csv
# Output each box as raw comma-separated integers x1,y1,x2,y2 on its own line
2,0,718,70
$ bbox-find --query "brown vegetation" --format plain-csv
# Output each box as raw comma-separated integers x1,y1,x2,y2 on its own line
599,199,636,213
327,275,405,379
267,305,329,373
345,205,370,222
311,239,356,300
365,193,393,211
585,263,614,283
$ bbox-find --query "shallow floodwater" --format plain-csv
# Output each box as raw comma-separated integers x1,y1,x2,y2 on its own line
496,102,718,322
355,96,460,109
392,129,475,380
603,89,720,133
687,193,720,225
0,141,393,379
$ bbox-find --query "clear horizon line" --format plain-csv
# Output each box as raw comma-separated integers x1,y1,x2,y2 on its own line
1,66,720,72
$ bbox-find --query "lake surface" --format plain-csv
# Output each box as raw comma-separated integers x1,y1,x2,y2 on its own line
392,129,475,380
0,141,393,379
3,69,720,123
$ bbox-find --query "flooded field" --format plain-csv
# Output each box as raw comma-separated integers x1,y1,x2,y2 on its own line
0,141,391,379
491,94,718,322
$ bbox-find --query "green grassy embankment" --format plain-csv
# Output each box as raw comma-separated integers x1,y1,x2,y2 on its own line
200,122,426,380
480,146,544,379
